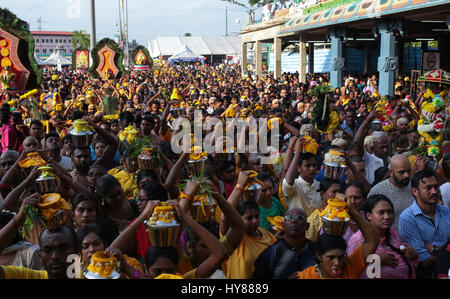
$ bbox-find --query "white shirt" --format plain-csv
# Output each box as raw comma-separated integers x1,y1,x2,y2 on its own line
282,176,322,217
440,183,450,209
59,155,73,171
364,151,390,185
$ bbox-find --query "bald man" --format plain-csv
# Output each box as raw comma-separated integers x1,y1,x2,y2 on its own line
18,136,40,154
0,150,19,178
252,208,317,279
368,154,415,229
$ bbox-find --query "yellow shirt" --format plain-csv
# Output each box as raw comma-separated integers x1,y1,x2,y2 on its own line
342,97,350,106
224,228,276,279
108,168,138,199
1,266,48,279
305,209,322,243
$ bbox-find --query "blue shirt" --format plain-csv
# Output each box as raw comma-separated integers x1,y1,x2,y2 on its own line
399,200,450,262
341,121,355,137
90,144,121,167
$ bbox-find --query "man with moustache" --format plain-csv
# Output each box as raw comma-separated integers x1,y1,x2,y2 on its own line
44,132,73,171
368,154,416,229
71,118,119,186
399,170,450,279
251,208,317,279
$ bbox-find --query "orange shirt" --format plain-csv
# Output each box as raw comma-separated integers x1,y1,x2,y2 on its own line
297,245,365,279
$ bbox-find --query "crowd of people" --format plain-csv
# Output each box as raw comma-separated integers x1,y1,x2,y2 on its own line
0,61,449,279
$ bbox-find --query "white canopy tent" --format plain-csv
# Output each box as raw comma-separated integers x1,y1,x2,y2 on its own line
34,54,46,66
41,50,72,71
168,44,205,66
149,36,241,62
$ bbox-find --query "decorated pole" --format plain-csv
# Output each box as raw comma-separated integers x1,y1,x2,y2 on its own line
90,0,97,66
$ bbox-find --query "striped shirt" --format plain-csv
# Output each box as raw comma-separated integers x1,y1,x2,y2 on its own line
398,200,450,262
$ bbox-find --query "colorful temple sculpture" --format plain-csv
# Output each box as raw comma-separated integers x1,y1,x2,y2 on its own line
90,38,125,80
132,45,152,71
0,8,40,94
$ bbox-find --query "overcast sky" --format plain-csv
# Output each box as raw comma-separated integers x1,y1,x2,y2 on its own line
1,0,253,45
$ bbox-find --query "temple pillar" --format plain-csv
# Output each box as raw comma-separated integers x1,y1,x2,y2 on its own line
241,42,247,76
374,19,405,96
299,35,306,83
308,42,314,74
255,41,262,78
274,37,282,79
328,28,346,89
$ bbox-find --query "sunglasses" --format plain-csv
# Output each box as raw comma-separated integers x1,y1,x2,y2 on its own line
284,214,306,222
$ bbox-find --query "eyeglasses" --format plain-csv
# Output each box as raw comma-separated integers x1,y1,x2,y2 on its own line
284,214,306,222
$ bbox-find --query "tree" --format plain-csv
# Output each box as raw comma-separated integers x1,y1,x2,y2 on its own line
184,32,192,37
71,30,90,50
221,0,274,25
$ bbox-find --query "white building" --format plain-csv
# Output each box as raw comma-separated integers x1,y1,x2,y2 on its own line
31,31,74,58
148,36,242,64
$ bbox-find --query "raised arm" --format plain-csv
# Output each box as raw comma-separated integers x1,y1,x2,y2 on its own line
85,117,119,169
145,89,162,108
47,160,91,201
170,200,226,278
345,153,371,194
282,121,300,137
354,108,378,156
159,100,177,139
109,200,160,256
282,136,298,180
208,182,244,254
0,149,33,189
220,171,250,236
344,194,379,261
0,193,41,253
2,166,40,212
284,138,303,185
165,152,189,199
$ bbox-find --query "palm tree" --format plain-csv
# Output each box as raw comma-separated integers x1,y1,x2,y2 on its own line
71,30,90,50
221,0,274,25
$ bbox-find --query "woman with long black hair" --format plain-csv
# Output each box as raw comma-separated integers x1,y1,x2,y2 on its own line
347,194,419,279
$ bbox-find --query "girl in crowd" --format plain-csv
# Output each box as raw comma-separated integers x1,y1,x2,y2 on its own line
76,223,143,279
111,197,227,279
72,193,102,232
256,171,285,233
96,175,139,233
297,194,379,279
222,171,277,279
343,181,366,242
347,194,419,279
305,178,342,243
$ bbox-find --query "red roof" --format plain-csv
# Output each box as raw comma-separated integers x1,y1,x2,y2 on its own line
31,31,74,36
